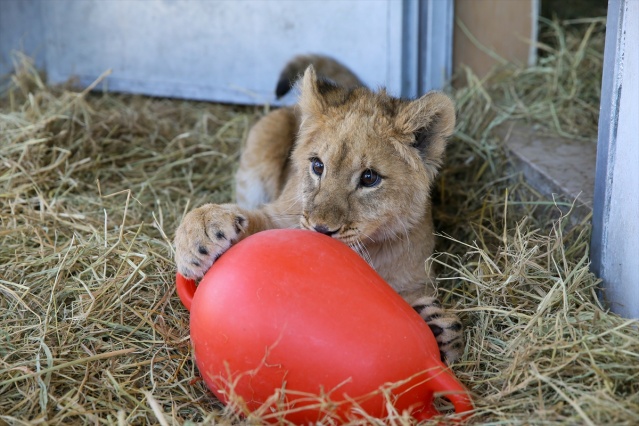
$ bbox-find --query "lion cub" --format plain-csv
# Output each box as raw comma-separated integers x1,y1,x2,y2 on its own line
175,55,464,364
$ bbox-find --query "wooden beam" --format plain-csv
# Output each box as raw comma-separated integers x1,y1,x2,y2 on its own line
453,0,538,79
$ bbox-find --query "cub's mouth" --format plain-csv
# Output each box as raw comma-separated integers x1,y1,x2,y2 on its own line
300,215,341,237
300,215,374,265
300,212,344,239
300,215,362,246
308,224,339,236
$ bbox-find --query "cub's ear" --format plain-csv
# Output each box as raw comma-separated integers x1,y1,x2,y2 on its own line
396,92,456,177
299,65,322,118
298,65,346,120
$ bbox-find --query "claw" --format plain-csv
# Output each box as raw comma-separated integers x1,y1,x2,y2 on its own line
174,204,248,282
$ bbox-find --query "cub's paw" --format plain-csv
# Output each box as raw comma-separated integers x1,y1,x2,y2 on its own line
174,203,248,279
412,297,464,365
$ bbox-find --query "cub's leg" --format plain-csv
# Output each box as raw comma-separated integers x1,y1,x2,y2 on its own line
235,107,298,209
177,108,299,279
411,296,464,365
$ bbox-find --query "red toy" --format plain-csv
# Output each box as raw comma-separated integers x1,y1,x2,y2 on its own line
176,229,472,423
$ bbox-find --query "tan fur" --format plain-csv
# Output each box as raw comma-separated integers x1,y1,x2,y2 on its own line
175,62,464,363
235,108,297,208
275,54,363,98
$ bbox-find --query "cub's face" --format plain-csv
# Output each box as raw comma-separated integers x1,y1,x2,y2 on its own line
291,67,455,248
295,112,428,247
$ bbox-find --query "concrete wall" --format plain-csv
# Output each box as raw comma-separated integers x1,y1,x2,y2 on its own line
591,0,639,318
42,0,407,104
0,0,45,76
1,0,453,104
453,0,538,79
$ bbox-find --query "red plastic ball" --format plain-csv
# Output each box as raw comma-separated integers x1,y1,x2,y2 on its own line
176,229,472,423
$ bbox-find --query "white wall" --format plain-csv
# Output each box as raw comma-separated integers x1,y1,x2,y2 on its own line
1,0,454,104
0,0,45,77
591,0,639,318
44,0,410,104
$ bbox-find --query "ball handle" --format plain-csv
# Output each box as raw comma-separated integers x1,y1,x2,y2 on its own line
415,365,474,421
176,273,197,312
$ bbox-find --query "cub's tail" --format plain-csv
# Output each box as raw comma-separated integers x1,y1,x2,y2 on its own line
275,54,364,99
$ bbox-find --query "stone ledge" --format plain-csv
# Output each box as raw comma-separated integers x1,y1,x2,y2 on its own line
498,122,596,224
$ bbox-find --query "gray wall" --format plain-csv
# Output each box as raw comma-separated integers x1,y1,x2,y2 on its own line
591,0,639,318
0,0,45,76
1,0,452,104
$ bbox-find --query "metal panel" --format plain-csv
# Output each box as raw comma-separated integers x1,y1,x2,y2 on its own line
400,0,419,98
419,0,454,93
1,0,453,103
41,0,405,105
591,0,639,318
398,0,455,97
0,0,45,78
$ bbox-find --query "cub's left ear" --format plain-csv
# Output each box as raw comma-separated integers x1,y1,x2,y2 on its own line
396,92,455,177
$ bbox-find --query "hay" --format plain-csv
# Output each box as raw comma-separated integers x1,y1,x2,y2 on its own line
1,17,638,425
433,16,639,425
454,16,604,142
1,55,254,424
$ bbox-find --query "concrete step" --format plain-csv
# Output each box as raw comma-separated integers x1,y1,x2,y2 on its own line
498,122,596,224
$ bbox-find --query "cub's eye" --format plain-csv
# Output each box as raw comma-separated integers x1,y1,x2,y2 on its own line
310,157,324,176
360,169,381,187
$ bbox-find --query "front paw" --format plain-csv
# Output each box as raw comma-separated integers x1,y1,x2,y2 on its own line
412,297,464,365
174,203,248,279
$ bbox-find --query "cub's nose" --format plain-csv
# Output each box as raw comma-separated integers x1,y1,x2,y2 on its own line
313,225,338,236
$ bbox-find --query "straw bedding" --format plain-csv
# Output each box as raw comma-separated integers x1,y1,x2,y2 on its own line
1,18,638,425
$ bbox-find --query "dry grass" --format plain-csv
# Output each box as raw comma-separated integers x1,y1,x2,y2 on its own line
454,16,604,142
1,18,638,425
1,55,252,424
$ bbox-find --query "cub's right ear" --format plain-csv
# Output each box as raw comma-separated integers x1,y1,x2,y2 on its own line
298,66,323,122
298,66,343,121
299,65,321,114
